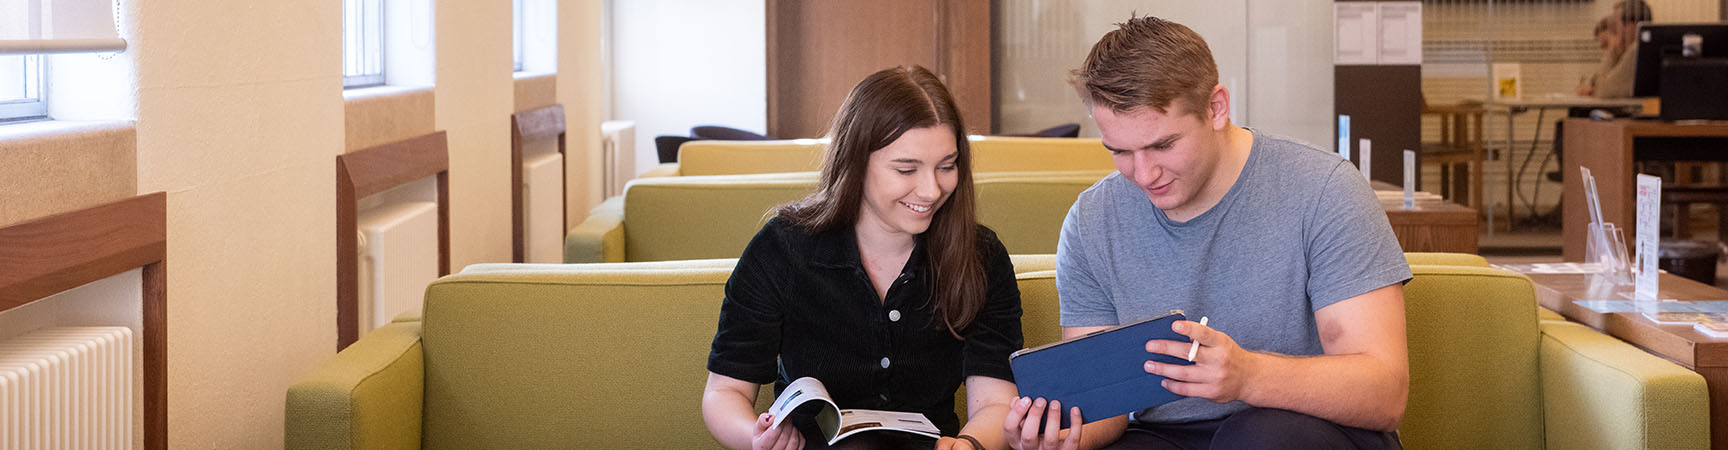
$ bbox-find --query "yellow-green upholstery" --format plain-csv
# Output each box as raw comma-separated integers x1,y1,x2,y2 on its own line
1405,252,1489,267
286,321,424,450
968,137,1114,172
976,172,1110,254
565,171,1111,263
1399,264,1708,450
677,140,827,176
287,259,1708,450
643,136,1115,177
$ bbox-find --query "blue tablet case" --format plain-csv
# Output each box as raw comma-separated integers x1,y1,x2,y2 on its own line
1009,311,1192,429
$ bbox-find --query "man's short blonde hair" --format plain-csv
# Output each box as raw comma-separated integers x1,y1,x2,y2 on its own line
1070,15,1219,118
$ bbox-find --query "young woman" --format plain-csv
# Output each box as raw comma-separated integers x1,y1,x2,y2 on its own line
701,66,1024,450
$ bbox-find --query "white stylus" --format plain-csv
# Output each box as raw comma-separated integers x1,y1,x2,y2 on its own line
1186,316,1209,362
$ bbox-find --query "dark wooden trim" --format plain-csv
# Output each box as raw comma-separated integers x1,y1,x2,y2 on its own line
0,192,168,450
765,0,784,138
340,131,450,198
142,259,166,450
510,105,567,263
511,116,525,262
336,131,450,350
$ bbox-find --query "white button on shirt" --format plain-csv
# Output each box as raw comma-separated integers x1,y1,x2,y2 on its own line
888,310,901,322
880,357,891,369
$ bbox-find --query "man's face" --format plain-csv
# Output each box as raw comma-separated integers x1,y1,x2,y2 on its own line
1596,29,1617,51
1092,101,1224,217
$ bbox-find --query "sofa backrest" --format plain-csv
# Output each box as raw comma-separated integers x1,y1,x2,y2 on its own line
678,140,826,176
619,171,1109,261
976,171,1110,254
1399,265,1544,450
672,137,1116,177
421,257,1535,449
422,257,1063,449
620,172,816,262
968,137,1115,172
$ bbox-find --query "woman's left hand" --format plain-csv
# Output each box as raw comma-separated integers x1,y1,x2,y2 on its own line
936,436,975,450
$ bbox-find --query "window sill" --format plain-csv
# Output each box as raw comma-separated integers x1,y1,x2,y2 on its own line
343,84,433,102
513,70,555,81
0,119,133,145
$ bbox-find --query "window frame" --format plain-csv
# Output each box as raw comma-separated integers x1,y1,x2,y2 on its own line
512,0,525,72
0,55,47,122
343,0,386,88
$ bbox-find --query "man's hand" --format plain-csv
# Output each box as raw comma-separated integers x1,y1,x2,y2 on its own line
1143,319,1262,404
1002,397,1084,450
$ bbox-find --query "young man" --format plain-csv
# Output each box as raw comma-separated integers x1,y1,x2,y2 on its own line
1002,16,1411,450
1592,0,1654,99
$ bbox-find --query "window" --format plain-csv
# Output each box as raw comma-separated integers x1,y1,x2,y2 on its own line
344,0,384,88
513,0,525,72
0,54,44,121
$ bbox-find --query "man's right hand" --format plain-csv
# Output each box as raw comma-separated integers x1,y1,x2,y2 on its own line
752,413,804,450
1003,397,1084,450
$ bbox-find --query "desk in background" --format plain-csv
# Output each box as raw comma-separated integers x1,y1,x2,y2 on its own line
1526,271,1728,450
1561,118,1728,261
1371,181,1478,253
1492,97,1644,228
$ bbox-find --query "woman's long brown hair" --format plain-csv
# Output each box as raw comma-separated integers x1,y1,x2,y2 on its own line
777,65,985,338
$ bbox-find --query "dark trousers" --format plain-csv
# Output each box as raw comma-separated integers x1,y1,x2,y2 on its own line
1101,408,1402,450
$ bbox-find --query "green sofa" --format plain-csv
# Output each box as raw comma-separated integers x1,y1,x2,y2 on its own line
638,136,1116,178
564,171,1109,263
287,256,1708,450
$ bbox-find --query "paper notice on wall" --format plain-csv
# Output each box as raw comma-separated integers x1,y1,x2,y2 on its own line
1377,2,1422,65
1635,174,1661,300
1492,63,1522,100
1334,3,1379,65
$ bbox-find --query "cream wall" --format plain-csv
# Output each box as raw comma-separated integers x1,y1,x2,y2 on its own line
561,0,607,216
609,0,767,176
437,0,517,268
107,1,599,449
129,0,342,448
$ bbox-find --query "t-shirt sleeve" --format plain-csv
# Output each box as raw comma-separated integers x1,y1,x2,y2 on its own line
1303,162,1414,311
706,222,789,385
962,227,1024,382
1057,197,1120,327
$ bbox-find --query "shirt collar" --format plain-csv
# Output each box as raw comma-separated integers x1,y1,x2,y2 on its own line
807,226,927,276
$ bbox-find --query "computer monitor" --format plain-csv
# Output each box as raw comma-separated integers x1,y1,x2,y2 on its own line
1632,22,1728,97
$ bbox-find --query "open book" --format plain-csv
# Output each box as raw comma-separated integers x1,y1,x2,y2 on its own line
767,377,941,445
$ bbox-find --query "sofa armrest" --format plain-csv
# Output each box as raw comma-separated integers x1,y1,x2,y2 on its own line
564,196,626,263
286,322,425,450
1537,320,1709,450
638,163,680,178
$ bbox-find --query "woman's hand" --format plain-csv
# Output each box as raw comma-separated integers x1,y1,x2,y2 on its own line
935,436,973,450
752,413,804,450
1002,397,1084,450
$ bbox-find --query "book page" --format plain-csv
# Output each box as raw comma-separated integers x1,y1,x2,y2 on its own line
829,409,942,444
768,377,840,433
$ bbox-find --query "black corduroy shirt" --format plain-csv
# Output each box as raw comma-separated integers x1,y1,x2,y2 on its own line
707,217,1024,435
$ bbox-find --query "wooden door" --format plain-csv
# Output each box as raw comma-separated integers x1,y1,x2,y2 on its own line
766,0,992,138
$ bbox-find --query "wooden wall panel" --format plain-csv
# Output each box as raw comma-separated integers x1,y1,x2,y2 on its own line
767,0,992,138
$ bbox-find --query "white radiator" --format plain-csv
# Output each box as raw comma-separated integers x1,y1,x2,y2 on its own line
356,201,440,334
0,326,133,450
600,120,637,198
523,152,565,264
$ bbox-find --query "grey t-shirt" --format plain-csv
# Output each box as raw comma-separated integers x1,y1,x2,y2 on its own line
1055,130,1412,424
